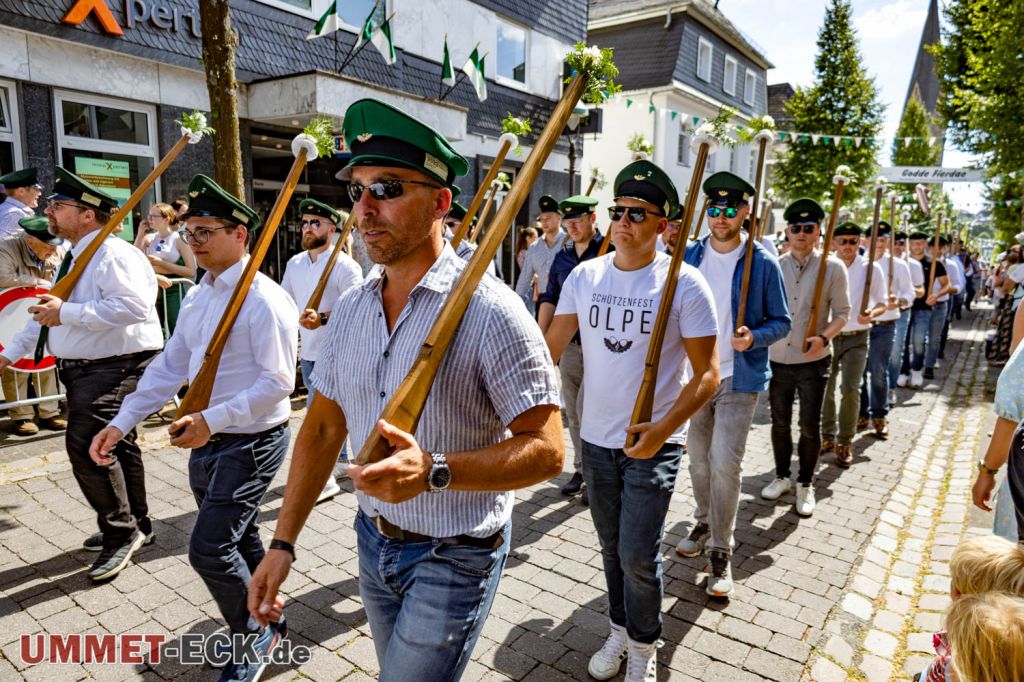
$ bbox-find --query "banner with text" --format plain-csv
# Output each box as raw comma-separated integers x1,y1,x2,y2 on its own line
879,166,985,183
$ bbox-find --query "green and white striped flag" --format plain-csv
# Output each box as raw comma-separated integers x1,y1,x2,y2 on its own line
307,0,340,39
355,1,386,51
463,47,487,101
370,16,396,65
441,37,455,86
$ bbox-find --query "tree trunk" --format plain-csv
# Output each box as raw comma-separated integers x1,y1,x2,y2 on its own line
199,0,244,201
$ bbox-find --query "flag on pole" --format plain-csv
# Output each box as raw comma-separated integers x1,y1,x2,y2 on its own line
370,15,396,65
463,47,487,101
307,0,340,39
441,37,455,86
355,1,386,51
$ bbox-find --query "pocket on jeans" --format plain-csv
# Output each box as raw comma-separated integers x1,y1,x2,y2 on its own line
430,542,501,578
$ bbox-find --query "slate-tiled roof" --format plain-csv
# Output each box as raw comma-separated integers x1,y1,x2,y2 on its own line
590,17,685,91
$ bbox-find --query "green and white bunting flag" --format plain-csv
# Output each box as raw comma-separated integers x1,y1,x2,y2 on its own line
463,47,487,101
370,16,396,65
307,0,340,39
441,38,455,86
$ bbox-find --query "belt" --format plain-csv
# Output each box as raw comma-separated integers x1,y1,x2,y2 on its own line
872,320,896,327
57,350,157,371
838,330,869,337
373,514,505,550
206,421,287,445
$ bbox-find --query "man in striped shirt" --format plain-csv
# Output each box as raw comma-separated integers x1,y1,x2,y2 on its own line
248,99,564,680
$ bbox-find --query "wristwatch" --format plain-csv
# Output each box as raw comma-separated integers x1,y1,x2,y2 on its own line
978,461,1000,476
269,539,296,562
817,335,831,347
428,452,452,492
319,312,329,326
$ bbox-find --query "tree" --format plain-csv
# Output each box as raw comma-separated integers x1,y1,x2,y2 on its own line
774,0,884,206
199,1,245,200
892,95,942,225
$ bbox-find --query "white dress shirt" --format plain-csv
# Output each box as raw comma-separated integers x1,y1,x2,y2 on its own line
875,256,915,322
944,256,965,299
281,247,362,362
1,230,163,362
109,257,298,436
0,197,33,239
842,255,887,332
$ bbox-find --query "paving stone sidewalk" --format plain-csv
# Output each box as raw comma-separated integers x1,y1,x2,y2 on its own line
0,309,995,682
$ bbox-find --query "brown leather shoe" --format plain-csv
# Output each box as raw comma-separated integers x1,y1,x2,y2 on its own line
12,420,38,435
835,444,853,468
856,416,869,432
39,416,67,431
872,418,889,439
820,435,835,454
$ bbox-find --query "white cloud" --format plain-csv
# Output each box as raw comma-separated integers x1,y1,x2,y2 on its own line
854,0,928,42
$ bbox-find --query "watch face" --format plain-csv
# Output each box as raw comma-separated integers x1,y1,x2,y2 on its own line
430,465,452,490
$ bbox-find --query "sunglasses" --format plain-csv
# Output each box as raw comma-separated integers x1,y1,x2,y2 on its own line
300,219,322,229
707,206,740,219
178,225,233,244
836,237,860,246
347,179,441,203
895,239,906,245
607,206,663,223
788,223,818,234
445,220,458,229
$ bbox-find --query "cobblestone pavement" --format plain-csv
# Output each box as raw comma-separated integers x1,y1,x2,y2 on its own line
0,309,996,681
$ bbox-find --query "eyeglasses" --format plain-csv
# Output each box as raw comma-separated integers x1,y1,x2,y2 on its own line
300,219,322,229
707,206,740,219
895,239,906,245
836,237,860,246
178,225,233,244
445,220,458,229
607,206,662,223
347,179,442,203
147,213,164,220
46,200,86,212
788,223,818,234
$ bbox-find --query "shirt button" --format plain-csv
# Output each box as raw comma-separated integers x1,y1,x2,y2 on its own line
383,350,390,358
379,391,386,398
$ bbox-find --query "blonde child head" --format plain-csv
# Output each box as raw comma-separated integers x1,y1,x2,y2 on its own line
946,592,1024,682
949,535,1024,597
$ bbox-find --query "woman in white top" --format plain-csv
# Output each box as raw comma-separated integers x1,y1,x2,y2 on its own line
134,202,196,336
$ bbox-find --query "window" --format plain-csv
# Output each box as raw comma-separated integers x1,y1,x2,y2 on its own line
0,82,21,176
497,18,527,85
338,0,379,27
677,131,691,166
55,91,159,241
697,38,713,82
744,70,756,106
723,56,737,95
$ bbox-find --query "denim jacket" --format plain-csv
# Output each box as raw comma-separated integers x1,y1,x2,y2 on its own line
684,236,791,392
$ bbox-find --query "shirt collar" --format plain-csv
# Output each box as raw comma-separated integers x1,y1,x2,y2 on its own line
361,244,462,295
70,228,107,258
201,255,249,292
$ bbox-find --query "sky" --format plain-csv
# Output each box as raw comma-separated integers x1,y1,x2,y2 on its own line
717,0,984,211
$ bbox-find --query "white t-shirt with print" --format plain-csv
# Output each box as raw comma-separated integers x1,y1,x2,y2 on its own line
555,252,718,448
698,241,743,379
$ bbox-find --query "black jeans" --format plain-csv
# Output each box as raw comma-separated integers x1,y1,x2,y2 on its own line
60,351,157,549
768,357,831,484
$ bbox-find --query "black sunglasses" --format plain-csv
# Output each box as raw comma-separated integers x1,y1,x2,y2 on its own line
347,179,442,203
788,223,818,234
836,237,860,246
707,206,740,219
300,219,322,228
607,206,663,223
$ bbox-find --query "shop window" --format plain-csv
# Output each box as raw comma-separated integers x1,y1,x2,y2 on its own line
497,18,527,86
0,82,22,176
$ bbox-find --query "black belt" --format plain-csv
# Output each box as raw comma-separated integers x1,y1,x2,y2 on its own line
372,513,504,550
57,350,157,371
872,320,896,327
838,330,869,337
206,421,287,445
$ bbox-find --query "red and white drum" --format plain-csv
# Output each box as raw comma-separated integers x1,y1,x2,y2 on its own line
0,286,56,372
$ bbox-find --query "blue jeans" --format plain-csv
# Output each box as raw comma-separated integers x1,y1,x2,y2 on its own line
355,511,510,681
582,440,681,644
889,309,912,387
911,307,944,370
301,358,348,462
188,423,289,634
860,323,896,418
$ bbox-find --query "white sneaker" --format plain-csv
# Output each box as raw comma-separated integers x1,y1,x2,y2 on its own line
761,477,792,500
316,476,341,504
588,622,628,680
796,484,815,517
910,370,923,389
888,389,897,406
896,373,909,387
675,522,710,557
705,550,734,597
625,638,658,682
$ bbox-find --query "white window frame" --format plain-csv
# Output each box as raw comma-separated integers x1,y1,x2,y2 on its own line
0,80,23,170
696,38,713,83
744,70,756,106
54,90,160,199
723,56,737,95
495,16,529,91
677,129,691,167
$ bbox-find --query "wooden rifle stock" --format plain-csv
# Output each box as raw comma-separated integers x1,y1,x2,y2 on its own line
927,211,944,298
304,211,358,313
354,74,591,465
690,197,711,241
52,134,192,301
624,140,713,449
735,133,771,334
586,177,598,196
757,198,773,240
468,183,499,245
803,176,849,350
174,147,311,427
450,139,513,251
860,183,885,317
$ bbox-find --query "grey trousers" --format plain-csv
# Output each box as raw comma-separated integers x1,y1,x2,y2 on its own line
685,377,760,555
559,342,585,472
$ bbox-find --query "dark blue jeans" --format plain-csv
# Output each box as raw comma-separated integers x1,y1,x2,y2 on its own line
188,423,289,634
769,358,831,484
300,358,348,462
860,322,897,419
582,439,681,644
889,309,912,387
911,307,945,370
355,511,510,681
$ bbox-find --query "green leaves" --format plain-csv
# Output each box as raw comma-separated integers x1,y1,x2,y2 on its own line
565,42,622,105
501,114,532,157
302,115,336,159
177,110,215,137
626,133,654,156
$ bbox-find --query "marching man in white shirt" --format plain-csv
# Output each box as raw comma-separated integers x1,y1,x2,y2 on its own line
0,167,163,582
90,175,297,682
281,198,362,502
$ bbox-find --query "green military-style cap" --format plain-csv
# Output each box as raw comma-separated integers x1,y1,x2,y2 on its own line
49,166,119,212
0,168,41,190
558,195,599,220
613,160,680,218
833,221,863,237
876,220,892,234
181,174,261,229
298,198,341,224
783,197,825,223
668,205,683,221
338,98,468,186
908,229,930,240
448,201,467,221
18,216,61,245
894,230,908,240
538,195,559,214
938,234,950,246
702,171,755,204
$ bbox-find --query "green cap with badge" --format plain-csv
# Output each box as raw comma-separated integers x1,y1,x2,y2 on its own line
18,216,62,245
538,195,559,214
909,229,930,240
894,230,908,240
613,160,680,218
180,174,261,229
298,198,341,224
702,171,755,205
448,201,467,221
0,167,42,190
876,220,892,234
783,198,825,223
49,166,119,212
338,98,468,186
833,221,863,237
558,195,599,220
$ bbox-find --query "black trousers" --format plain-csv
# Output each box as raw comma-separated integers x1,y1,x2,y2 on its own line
59,351,157,549
768,357,831,484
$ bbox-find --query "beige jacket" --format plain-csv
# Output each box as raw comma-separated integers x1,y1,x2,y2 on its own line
0,236,65,289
